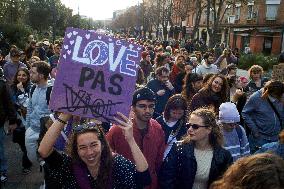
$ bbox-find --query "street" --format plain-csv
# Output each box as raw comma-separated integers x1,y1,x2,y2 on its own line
1,133,43,189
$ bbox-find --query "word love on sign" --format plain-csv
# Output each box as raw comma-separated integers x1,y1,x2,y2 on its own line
49,27,143,122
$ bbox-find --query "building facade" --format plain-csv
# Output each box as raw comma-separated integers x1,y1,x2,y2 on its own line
172,0,284,55
228,0,283,55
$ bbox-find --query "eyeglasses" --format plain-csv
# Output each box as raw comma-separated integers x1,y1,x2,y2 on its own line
136,104,155,110
73,122,100,133
186,123,209,130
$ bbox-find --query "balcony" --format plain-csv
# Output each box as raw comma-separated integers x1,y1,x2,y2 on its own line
265,19,277,25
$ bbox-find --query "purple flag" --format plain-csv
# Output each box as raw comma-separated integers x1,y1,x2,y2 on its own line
49,28,143,122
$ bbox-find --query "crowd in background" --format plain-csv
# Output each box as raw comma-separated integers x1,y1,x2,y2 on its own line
0,34,283,189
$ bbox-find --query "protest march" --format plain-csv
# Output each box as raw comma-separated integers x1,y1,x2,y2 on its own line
0,26,283,189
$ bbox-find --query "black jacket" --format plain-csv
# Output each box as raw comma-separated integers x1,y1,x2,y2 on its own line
0,78,17,126
156,116,187,143
159,142,232,189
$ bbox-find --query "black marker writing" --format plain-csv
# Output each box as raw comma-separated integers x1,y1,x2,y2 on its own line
58,83,123,122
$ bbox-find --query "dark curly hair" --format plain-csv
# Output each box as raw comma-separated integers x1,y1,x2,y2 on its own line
12,67,30,87
199,74,229,103
182,73,203,101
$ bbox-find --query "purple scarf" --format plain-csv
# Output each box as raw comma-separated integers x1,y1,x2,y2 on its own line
72,159,114,189
72,161,93,189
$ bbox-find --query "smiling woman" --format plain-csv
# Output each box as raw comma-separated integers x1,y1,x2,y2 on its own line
189,74,229,113
38,112,151,189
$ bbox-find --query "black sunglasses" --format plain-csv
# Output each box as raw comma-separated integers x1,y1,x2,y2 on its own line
186,123,209,130
73,122,100,133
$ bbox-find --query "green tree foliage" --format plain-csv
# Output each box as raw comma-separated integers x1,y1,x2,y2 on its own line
239,54,278,71
0,0,95,48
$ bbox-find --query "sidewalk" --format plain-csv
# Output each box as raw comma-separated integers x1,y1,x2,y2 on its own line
1,134,43,189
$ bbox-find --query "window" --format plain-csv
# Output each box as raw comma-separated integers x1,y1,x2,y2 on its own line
266,0,280,20
247,5,253,19
235,6,241,20
209,8,214,22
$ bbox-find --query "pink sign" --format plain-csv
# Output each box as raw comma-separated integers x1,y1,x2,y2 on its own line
49,28,143,122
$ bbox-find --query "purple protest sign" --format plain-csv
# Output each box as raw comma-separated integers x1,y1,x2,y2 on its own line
49,27,143,122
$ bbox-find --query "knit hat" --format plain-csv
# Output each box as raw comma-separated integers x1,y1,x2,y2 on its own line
219,102,240,123
132,87,156,105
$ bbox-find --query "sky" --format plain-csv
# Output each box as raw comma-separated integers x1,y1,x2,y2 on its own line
61,0,142,20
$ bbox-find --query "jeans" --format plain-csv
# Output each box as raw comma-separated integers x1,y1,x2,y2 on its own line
0,127,7,173
25,127,39,164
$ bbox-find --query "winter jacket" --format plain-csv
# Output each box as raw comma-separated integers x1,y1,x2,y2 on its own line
189,92,223,113
0,78,17,126
196,63,219,77
147,79,175,117
106,118,165,189
159,142,232,189
242,90,284,141
156,116,187,144
26,84,52,133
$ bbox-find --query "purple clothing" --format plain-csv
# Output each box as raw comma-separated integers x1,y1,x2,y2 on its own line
3,61,27,85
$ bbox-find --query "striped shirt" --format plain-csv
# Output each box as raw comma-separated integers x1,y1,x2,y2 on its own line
222,125,250,162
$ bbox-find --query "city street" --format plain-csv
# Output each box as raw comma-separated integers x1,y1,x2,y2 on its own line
1,133,42,189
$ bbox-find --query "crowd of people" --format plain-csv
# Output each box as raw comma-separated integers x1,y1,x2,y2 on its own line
0,34,283,189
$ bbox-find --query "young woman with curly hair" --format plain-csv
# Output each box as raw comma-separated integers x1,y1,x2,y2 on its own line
159,108,232,189
189,74,229,113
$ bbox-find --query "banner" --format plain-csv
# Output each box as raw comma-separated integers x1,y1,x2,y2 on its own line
49,27,143,122
272,63,284,82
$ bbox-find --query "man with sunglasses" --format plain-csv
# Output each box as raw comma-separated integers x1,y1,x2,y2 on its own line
107,87,165,189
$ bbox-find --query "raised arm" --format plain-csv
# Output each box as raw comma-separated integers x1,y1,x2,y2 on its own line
38,113,72,158
113,112,148,172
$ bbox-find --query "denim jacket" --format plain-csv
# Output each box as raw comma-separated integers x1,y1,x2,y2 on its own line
242,90,284,141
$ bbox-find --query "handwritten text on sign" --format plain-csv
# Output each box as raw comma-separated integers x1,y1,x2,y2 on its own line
49,28,143,122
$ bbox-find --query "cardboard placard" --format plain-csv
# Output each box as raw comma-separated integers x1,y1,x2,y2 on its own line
272,63,284,82
49,28,143,122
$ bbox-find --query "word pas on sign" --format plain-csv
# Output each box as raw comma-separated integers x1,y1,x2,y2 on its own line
72,36,138,77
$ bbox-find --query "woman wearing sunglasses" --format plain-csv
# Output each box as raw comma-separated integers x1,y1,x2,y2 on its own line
159,108,232,189
38,112,151,189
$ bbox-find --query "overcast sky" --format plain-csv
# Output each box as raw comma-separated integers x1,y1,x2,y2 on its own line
61,0,142,20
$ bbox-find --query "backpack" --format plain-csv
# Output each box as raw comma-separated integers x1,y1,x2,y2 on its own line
30,85,53,105
235,125,243,145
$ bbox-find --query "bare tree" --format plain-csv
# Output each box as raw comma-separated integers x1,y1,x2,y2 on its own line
205,0,247,47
